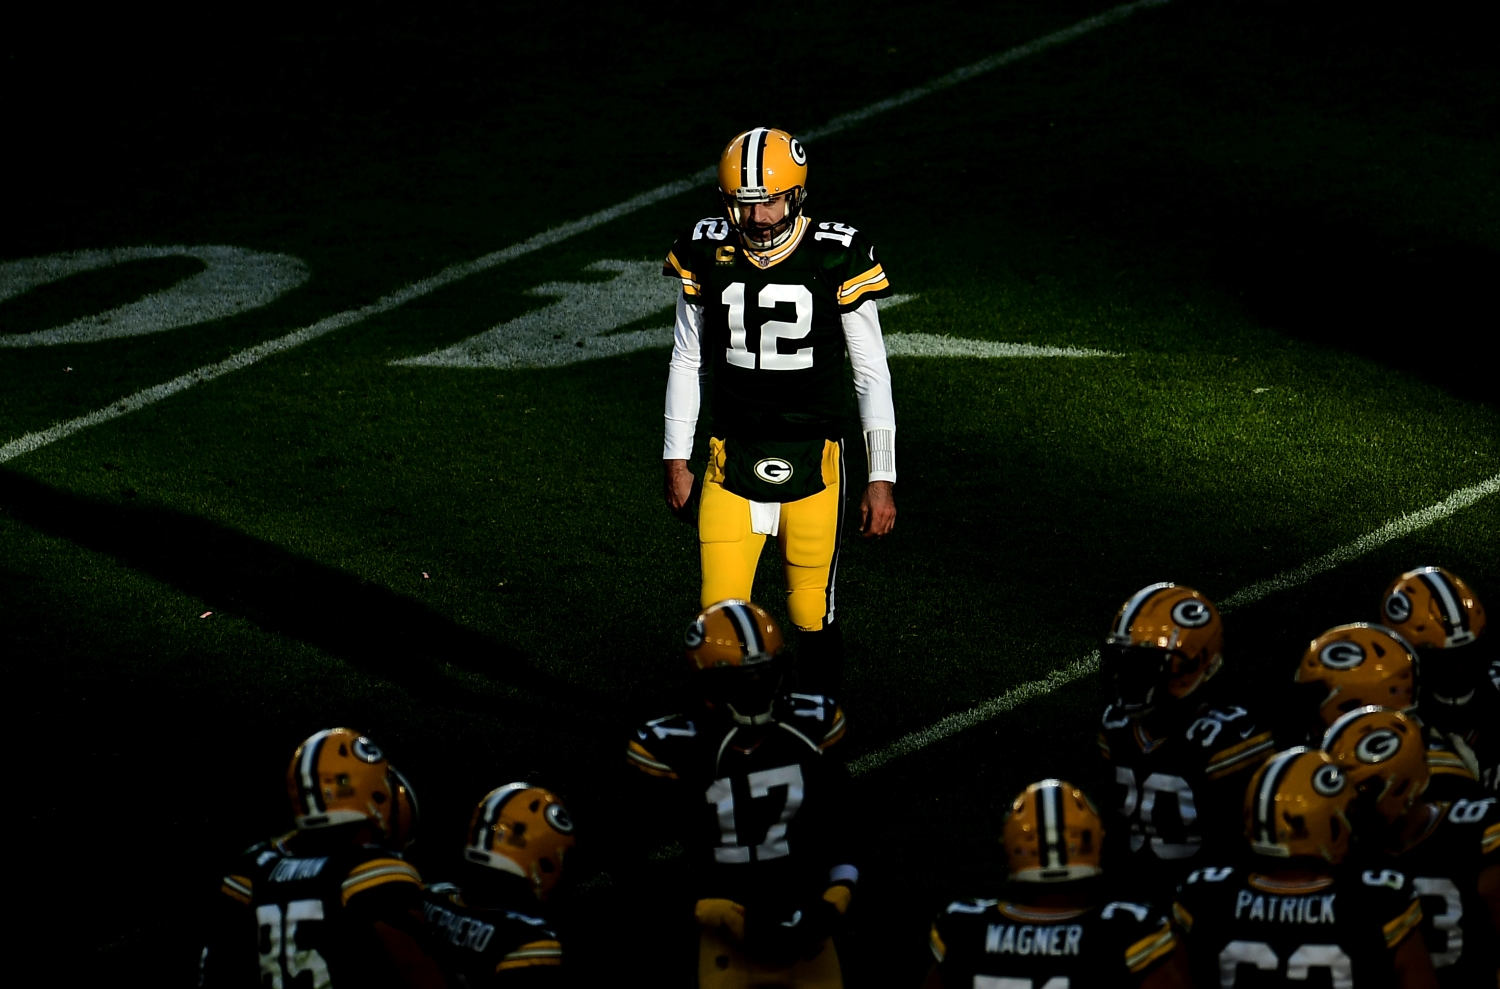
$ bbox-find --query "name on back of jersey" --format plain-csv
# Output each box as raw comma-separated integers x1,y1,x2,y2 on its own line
1233,891,1338,925
984,922,1084,958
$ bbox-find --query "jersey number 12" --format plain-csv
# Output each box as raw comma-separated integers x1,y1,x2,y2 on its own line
722,283,814,370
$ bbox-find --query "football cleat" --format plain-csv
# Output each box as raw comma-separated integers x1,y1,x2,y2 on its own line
1294,623,1418,727
686,599,789,724
1101,583,1224,716
1380,567,1490,717
1001,779,1105,882
285,727,394,832
717,128,808,250
1245,748,1353,864
1320,707,1429,826
386,765,420,851
463,783,576,901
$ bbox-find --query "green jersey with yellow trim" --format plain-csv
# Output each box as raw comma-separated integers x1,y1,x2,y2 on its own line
1098,698,1276,898
928,898,1178,988
663,214,892,442
204,830,425,988
1173,864,1423,989
625,692,853,912
1360,796,1499,988
418,881,563,987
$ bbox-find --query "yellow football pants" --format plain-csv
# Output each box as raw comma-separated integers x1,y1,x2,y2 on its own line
697,929,843,989
699,438,844,633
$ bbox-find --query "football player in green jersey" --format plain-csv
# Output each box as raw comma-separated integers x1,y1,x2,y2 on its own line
199,728,445,988
662,127,898,693
625,601,858,988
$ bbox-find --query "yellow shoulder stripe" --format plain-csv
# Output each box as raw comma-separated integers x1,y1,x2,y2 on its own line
837,264,889,308
341,858,422,904
928,923,946,963
221,874,253,905
820,707,847,749
497,939,563,970
1125,922,1177,973
1171,901,1194,933
1482,822,1499,855
1097,731,1111,758
664,251,700,298
1382,900,1422,948
626,740,679,779
1205,732,1276,779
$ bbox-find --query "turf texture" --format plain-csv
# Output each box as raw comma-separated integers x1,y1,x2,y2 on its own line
2,0,1497,983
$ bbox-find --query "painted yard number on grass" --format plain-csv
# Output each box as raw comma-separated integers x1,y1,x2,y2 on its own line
1,248,1118,364
0,246,309,347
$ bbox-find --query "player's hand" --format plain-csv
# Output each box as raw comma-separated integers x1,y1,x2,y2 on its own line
695,898,747,942
859,480,896,538
664,459,697,522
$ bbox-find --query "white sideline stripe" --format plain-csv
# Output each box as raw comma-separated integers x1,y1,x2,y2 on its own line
800,0,1171,142
849,471,1500,777
1,0,1170,464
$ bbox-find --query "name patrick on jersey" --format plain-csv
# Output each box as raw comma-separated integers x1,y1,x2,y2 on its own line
1233,891,1336,925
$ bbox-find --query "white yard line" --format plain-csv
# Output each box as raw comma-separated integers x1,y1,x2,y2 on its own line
1,0,1171,464
849,471,1500,777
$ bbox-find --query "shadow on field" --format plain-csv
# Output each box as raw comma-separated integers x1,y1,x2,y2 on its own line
0,467,604,719
1220,224,1497,409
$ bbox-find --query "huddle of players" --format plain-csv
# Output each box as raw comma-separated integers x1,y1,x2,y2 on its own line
925,567,1496,989
199,566,1497,987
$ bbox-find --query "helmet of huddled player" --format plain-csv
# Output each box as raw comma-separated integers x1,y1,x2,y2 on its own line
1001,779,1104,883
685,599,789,724
1320,706,1429,828
1379,567,1490,726
1244,748,1354,864
1102,583,1224,717
463,783,576,901
285,728,395,834
1294,623,1418,728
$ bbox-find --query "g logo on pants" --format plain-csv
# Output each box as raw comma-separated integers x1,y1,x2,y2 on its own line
754,458,794,484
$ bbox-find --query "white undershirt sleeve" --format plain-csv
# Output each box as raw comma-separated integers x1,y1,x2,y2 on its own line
663,294,707,460
841,299,897,483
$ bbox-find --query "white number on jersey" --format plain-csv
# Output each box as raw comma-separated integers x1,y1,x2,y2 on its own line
721,282,815,370
1115,766,1200,858
1448,797,1495,824
705,763,806,863
693,219,730,241
256,899,333,989
1219,941,1352,987
1412,876,1463,967
813,221,858,247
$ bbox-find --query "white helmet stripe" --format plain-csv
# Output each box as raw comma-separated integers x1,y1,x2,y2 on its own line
1255,748,1306,847
723,600,763,658
745,127,768,188
473,782,529,850
1417,569,1467,633
1115,582,1173,639
1039,780,1064,869
299,729,333,815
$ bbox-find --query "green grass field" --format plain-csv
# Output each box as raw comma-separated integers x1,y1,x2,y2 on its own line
3,0,1497,983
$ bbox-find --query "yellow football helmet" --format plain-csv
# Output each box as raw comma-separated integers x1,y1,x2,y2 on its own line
1002,779,1104,882
386,765,420,851
718,127,808,250
687,600,788,724
1245,748,1353,864
463,783,576,901
1294,623,1418,727
1102,583,1225,715
286,728,394,832
1320,707,1429,826
1381,566,1487,649
1381,567,1491,721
